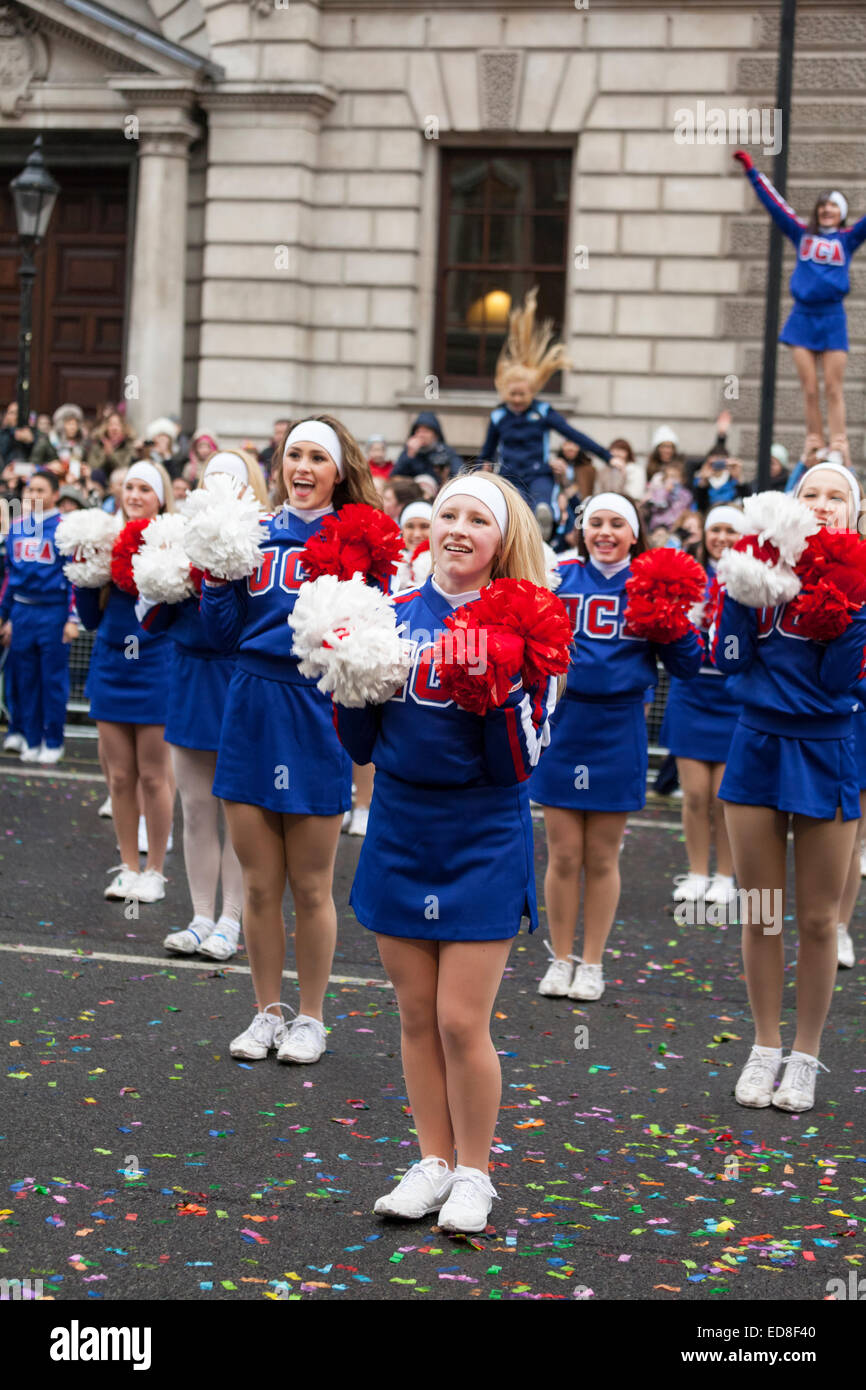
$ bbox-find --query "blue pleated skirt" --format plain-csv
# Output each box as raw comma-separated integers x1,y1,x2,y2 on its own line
660,671,741,764
86,632,170,725
529,693,647,812
780,301,848,353
854,711,866,791
719,715,860,821
164,646,236,751
350,768,536,940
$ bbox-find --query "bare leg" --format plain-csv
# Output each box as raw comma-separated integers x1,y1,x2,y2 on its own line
790,345,824,448
581,811,628,965
542,805,584,960
710,763,734,876
135,724,173,874
283,813,343,1021
376,935,453,1163
224,800,287,1014
437,937,514,1171
218,801,244,923
170,744,221,919
791,811,858,1057
724,803,788,1048
353,762,374,810
822,349,849,459
677,757,713,876
98,721,139,867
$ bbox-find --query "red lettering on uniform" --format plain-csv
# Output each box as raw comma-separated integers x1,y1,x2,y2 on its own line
777,603,809,639
562,594,582,633
411,647,449,705
247,549,275,594
800,235,844,266
755,606,776,639
584,594,620,639
280,548,306,592
12,538,54,564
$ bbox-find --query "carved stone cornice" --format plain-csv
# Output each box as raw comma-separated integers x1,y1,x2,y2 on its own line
198,82,338,120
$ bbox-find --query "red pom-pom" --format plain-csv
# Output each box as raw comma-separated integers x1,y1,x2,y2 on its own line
299,504,404,587
789,579,853,642
624,548,707,643
189,566,205,596
732,534,781,566
787,530,866,640
110,517,150,595
433,577,572,716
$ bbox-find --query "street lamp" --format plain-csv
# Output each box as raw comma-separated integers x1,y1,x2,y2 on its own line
9,136,60,430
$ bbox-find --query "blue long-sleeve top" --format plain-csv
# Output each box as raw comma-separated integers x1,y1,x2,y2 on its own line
138,589,236,659
553,555,702,698
480,400,611,491
0,511,75,620
198,506,333,685
333,576,557,789
74,582,167,655
709,587,866,736
746,167,866,307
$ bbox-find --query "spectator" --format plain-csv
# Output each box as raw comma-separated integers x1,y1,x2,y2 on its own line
87,468,109,506
381,476,423,521
391,412,461,483
556,440,593,498
0,401,56,469
141,418,185,478
88,411,137,475
692,451,749,512
648,524,675,549
642,459,693,532
184,429,218,485
257,418,290,478
766,443,791,491
103,466,129,514
50,405,89,473
673,508,702,556
172,476,191,502
366,434,392,484
594,437,646,498
645,425,682,483
57,484,89,513
785,444,843,494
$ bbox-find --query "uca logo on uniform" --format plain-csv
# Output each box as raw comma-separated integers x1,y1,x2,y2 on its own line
49,1321,152,1371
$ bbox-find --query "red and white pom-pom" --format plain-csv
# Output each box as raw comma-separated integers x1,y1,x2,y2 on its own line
132,513,196,604
434,577,572,716
299,503,404,587
624,548,706,643
715,491,819,608
688,574,722,631
740,490,818,566
111,517,150,595
288,572,413,706
393,539,432,592
181,473,264,580
55,508,121,587
787,528,866,640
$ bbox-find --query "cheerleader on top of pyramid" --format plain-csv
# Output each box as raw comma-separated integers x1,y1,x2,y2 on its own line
479,286,611,519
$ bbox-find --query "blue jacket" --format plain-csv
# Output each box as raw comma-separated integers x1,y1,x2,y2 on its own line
480,400,611,491
748,168,866,307
1,511,75,620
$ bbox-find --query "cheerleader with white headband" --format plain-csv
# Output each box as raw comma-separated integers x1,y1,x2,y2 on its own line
660,505,746,909
712,462,866,1111
333,472,560,1232
392,500,433,593
73,460,176,904
134,451,269,961
200,416,382,1065
533,492,702,1003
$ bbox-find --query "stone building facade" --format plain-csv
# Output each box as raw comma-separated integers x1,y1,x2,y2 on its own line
0,0,865,466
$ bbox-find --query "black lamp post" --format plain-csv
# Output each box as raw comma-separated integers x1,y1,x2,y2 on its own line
9,136,60,430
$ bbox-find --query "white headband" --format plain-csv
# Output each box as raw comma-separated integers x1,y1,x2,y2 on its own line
827,190,848,222
126,461,165,505
705,505,745,532
794,461,862,517
432,476,510,540
400,501,433,526
581,493,639,538
204,451,249,487
283,421,344,479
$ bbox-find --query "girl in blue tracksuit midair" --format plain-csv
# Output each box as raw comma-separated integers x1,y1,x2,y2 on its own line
735,149,866,465
711,461,866,1114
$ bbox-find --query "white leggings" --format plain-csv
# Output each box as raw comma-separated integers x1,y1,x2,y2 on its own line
169,744,244,923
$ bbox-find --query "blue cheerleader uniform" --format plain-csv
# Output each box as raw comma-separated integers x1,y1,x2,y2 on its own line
0,509,75,749
333,576,557,941
746,168,866,352
76,583,170,725
660,569,742,764
710,590,866,820
530,557,703,812
852,678,866,792
199,506,352,816
137,592,236,751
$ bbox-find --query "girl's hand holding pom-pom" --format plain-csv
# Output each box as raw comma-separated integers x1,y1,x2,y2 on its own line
55,509,121,588
132,513,197,604
181,473,264,581
289,572,413,707
433,578,572,716
624,548,707,643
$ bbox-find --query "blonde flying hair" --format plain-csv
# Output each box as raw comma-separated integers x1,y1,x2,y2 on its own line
494,286,571,399
431,473,548,588
272,414,381,510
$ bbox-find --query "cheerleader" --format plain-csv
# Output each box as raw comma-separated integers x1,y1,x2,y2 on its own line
662,505,745,906
199,417,378,1064
0,470,78,763
713,462,866,1111
75,462,175,903
137,451,269,960
333,474,558,1232
735,150,866,463
392,500,432,592
533,494,702,1001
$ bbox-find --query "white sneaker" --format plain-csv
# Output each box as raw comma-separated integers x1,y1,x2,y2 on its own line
20,743,42,763
164,916,215,955
98,795,113,818
3,732,25,753
37,744,64,765
773,1051,828,1113
198,916,240,961
568,962,604,1000
104,864,141,900
135,868,166,903
672,872,709,903
860,845,866,878
538,958,574,997
341,810,352,832
837,923,855,969
230,1005,290,1060
277,1014,327,1064
705,873,736,906
138,815,148,854
348,806,369,837
734,1045,782,1107
374,1156,454,1219
437,1165,498,1234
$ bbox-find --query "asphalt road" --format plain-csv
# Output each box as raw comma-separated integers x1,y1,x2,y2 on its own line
1,736,863,1307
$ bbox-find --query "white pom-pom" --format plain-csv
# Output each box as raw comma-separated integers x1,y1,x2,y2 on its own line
716,545,801,607
289,572,413,707
411,547,432,586
687,600,707,628
56,509,120,587
542,542,562,591
740,491,818,566
132,513,196,604
181,474,264,580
